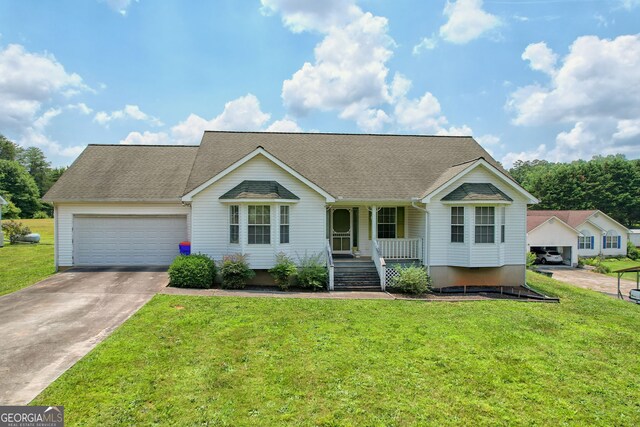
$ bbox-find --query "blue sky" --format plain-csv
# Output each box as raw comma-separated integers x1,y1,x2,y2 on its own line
1,0,639,167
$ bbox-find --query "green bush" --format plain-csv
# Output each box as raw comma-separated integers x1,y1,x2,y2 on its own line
220,253,255,289
1,199,21,219
296,252,327,290
168,254,216,288
1,220,31,244
32,211,50,219
526,252,537,269
582,257,599,266
269,253,297,291
594,262,611,274
577,257,585,268
389,264,432,294
627,241,640,260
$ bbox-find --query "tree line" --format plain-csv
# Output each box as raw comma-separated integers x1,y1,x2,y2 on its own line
509,155,640,228
0,135,66,219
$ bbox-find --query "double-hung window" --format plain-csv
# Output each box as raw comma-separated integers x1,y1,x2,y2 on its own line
604,232,618,249
280,206,290,244
248,205,270,244
451,207,464,243
475,206,495,244
229,205,239,244
578,234,592,249
377,207,396,239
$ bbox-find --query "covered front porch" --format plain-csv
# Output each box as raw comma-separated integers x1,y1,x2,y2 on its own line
325,205,425,290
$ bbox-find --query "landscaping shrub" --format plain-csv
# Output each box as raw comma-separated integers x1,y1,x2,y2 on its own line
526,252,537,269
1,220,31,244
577,257,585,268
582,257,599,267
627,241,640,260
389,264,432,294
220,253,255,289
168,254,216,288
269,253,297,291
32,211,50,219
296,252,327,290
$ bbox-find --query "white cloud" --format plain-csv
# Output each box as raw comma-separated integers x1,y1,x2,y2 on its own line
18,108,85,158
94,104,163,127
0,44,88,132
521,42,557,76
501,144,548,169
505,34,640,164
282,11,394,120
103,0,137,16
67,102,93,115
613,119,640,140
394,92,446,133
265,118,302,132
620,0,640,10
439,0,501,44
413,36,438,55
476,134,500,146
259,0,361,33
120,131,170,145
120,94,295,145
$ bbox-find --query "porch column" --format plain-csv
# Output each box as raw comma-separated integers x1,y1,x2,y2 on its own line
371,206,377,242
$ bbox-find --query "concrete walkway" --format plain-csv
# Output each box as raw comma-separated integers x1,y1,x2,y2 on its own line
0,268,168,405
542,266,640,299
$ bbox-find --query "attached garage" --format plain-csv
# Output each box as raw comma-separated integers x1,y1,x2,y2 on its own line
527,215,579,267
73,215,187,266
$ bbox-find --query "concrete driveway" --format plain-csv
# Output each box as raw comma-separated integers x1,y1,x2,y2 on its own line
541,265,640,299
0,267,168,405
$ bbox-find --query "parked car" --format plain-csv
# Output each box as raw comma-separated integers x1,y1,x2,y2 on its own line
535,249,563,264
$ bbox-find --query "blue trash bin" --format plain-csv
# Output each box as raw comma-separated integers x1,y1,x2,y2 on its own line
179,241,191,255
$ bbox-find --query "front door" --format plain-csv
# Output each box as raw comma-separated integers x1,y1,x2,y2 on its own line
332,208,352,254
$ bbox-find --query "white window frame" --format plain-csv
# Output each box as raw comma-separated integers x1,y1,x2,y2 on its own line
500,206,506,243
604,231,618,249
280,205,290,244
229,205,239,244
578,232,592,250
450,206,464,243
377,207,397,239
248,205,271,245
475,206,495,244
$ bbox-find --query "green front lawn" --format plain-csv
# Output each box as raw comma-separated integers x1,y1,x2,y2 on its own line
600,258,640,282
0,218,55,296
33,272,640,426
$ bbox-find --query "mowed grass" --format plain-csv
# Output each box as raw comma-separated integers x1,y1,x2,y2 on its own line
33,272,640,426
0,218,55,296
601,258,640,282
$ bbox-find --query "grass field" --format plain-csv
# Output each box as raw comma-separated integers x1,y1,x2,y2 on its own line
32,271,640,426
601,258,640,282
0,218,55,296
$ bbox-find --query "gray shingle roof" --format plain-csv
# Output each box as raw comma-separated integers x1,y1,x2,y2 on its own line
44,132,513,202
442,183,513,202
43,145,198,202
219,180,299,200
186,132,509,200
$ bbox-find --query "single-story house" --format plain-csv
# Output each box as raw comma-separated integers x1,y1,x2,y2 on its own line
43,131,538,290
527,210,629,264
630,230,640,247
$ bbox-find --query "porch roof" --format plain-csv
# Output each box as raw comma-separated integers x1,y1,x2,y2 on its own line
219,180,299,200
442,183,513,202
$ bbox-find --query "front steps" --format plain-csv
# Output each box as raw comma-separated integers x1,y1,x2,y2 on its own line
333,258,381,291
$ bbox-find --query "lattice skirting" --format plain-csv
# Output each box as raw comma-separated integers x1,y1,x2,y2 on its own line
385,266,400,284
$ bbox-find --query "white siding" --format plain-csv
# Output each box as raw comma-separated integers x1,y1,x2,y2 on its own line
190,154,326,269
576,222,601,258
585,213,628,256
426,166,529,268
56,203,190,267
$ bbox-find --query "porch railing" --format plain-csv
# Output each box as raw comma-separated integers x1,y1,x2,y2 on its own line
372,239,386,291
377,238,423,261
326,239,334,291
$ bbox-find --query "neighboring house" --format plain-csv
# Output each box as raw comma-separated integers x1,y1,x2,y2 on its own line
43,131,538,290
629,230,640,248
527,210,629,264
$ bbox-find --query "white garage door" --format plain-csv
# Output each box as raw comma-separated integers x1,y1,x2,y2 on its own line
73,216,187,266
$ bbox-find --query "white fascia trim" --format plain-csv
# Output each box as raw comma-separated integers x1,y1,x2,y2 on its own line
528,216,580,235
421,159,539,204
182,148,335,202
441,200,512,205
584,211,629,233
582,219,606,233
219,199,299,204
